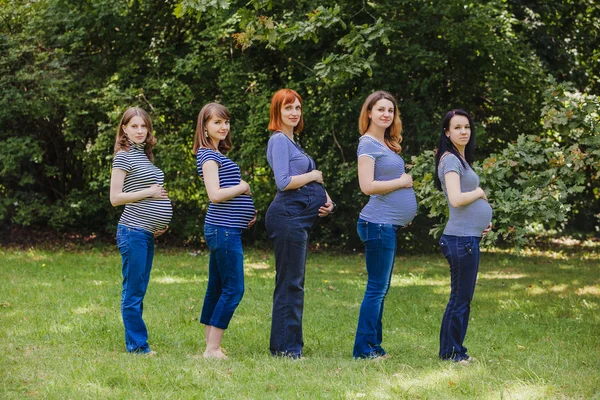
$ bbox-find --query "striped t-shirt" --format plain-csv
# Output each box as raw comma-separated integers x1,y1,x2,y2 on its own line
112,143,173,233
197,148,256,229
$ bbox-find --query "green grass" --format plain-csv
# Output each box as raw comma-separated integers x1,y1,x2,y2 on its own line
1,244,599,399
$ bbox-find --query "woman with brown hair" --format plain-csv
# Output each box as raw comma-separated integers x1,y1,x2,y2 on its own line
109,107,171,354
193,103,256,359
353,91,417,359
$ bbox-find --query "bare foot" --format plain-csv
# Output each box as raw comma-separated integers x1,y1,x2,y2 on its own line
203,349,228,359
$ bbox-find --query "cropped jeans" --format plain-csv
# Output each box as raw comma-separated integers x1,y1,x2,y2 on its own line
265,182,326,358
116,224,155,353
353,218,399,358
200,224,245,330
439,234,481,361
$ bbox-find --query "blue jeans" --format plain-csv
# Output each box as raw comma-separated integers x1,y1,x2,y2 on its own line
353,218,399,358
116,224,155,353
439,234,481,361
265,182,327,358
200,224,245,330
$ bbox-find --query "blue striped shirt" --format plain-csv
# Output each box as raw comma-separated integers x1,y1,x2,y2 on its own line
112,143,173,233
357,135,418,227
196,149,256,229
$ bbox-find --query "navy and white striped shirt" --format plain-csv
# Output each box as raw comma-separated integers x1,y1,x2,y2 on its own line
112,143,173,233
197,148,256,229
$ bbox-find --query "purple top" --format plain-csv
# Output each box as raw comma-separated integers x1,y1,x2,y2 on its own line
266,132,316,191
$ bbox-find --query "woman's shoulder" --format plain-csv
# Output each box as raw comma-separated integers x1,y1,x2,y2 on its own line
197,147,224,163
268,131,287,142
440,152,460,163
197,147,221,156
113,149,131,162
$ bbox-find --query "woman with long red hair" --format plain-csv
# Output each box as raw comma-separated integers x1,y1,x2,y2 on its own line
265,89,335,358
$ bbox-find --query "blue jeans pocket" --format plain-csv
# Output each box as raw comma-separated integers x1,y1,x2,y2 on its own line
116,226,129,251
439,237,450,258
204,226,219,250
284,193,311,217
464,242,474,255
357,219,380,242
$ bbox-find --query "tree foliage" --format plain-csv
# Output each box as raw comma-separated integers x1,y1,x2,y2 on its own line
1,0,598,249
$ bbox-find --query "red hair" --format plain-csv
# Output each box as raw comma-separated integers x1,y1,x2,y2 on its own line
268,89,304,134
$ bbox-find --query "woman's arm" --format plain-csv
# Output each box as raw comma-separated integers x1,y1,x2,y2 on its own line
282,169,323,191
202,160,251,203
357,156,412,196
444,172,486,208
110,168,168,206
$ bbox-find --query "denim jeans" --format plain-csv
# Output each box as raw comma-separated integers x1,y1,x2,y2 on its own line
439,234,481,361
200,224,245,330
353,218,399,358
116,224,155,353
265,182,327,358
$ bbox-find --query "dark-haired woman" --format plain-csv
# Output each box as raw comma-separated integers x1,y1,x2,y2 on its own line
434,109,492,364
193,103,257,359
265,88,335,358
353,91,417,359
110,107,172,354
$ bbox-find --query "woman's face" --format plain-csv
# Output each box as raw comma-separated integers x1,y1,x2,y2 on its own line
205,114,230,147
445,115,471,151
123,115,148,144
368,99,394,130
280,98,302,132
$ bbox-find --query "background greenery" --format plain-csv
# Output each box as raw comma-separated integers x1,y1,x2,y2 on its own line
1,0,599,249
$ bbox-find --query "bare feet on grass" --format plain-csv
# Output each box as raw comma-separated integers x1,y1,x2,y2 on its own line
203,348,228,359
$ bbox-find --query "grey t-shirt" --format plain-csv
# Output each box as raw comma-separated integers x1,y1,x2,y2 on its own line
438,153,492,237
357,136,418,227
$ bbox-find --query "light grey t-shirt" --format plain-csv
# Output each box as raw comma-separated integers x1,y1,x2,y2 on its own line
357,136,418,227
438,153,492,237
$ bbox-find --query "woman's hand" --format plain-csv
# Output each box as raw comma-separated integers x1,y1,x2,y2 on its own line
477,187,488,201
239,180,252,196
248,210,258,228
146,184,169,199
318,201,335,217
154,225,168,238
311,170,324,184
398,174,413,188
482,222,492,235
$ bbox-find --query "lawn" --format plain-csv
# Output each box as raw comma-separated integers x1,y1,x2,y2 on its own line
1,243,599,399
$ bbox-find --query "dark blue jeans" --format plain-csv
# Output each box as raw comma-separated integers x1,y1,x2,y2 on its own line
265,182,326,358
116,224,155,353
353,218,399,358
200,224,245,330
439,234,481,361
